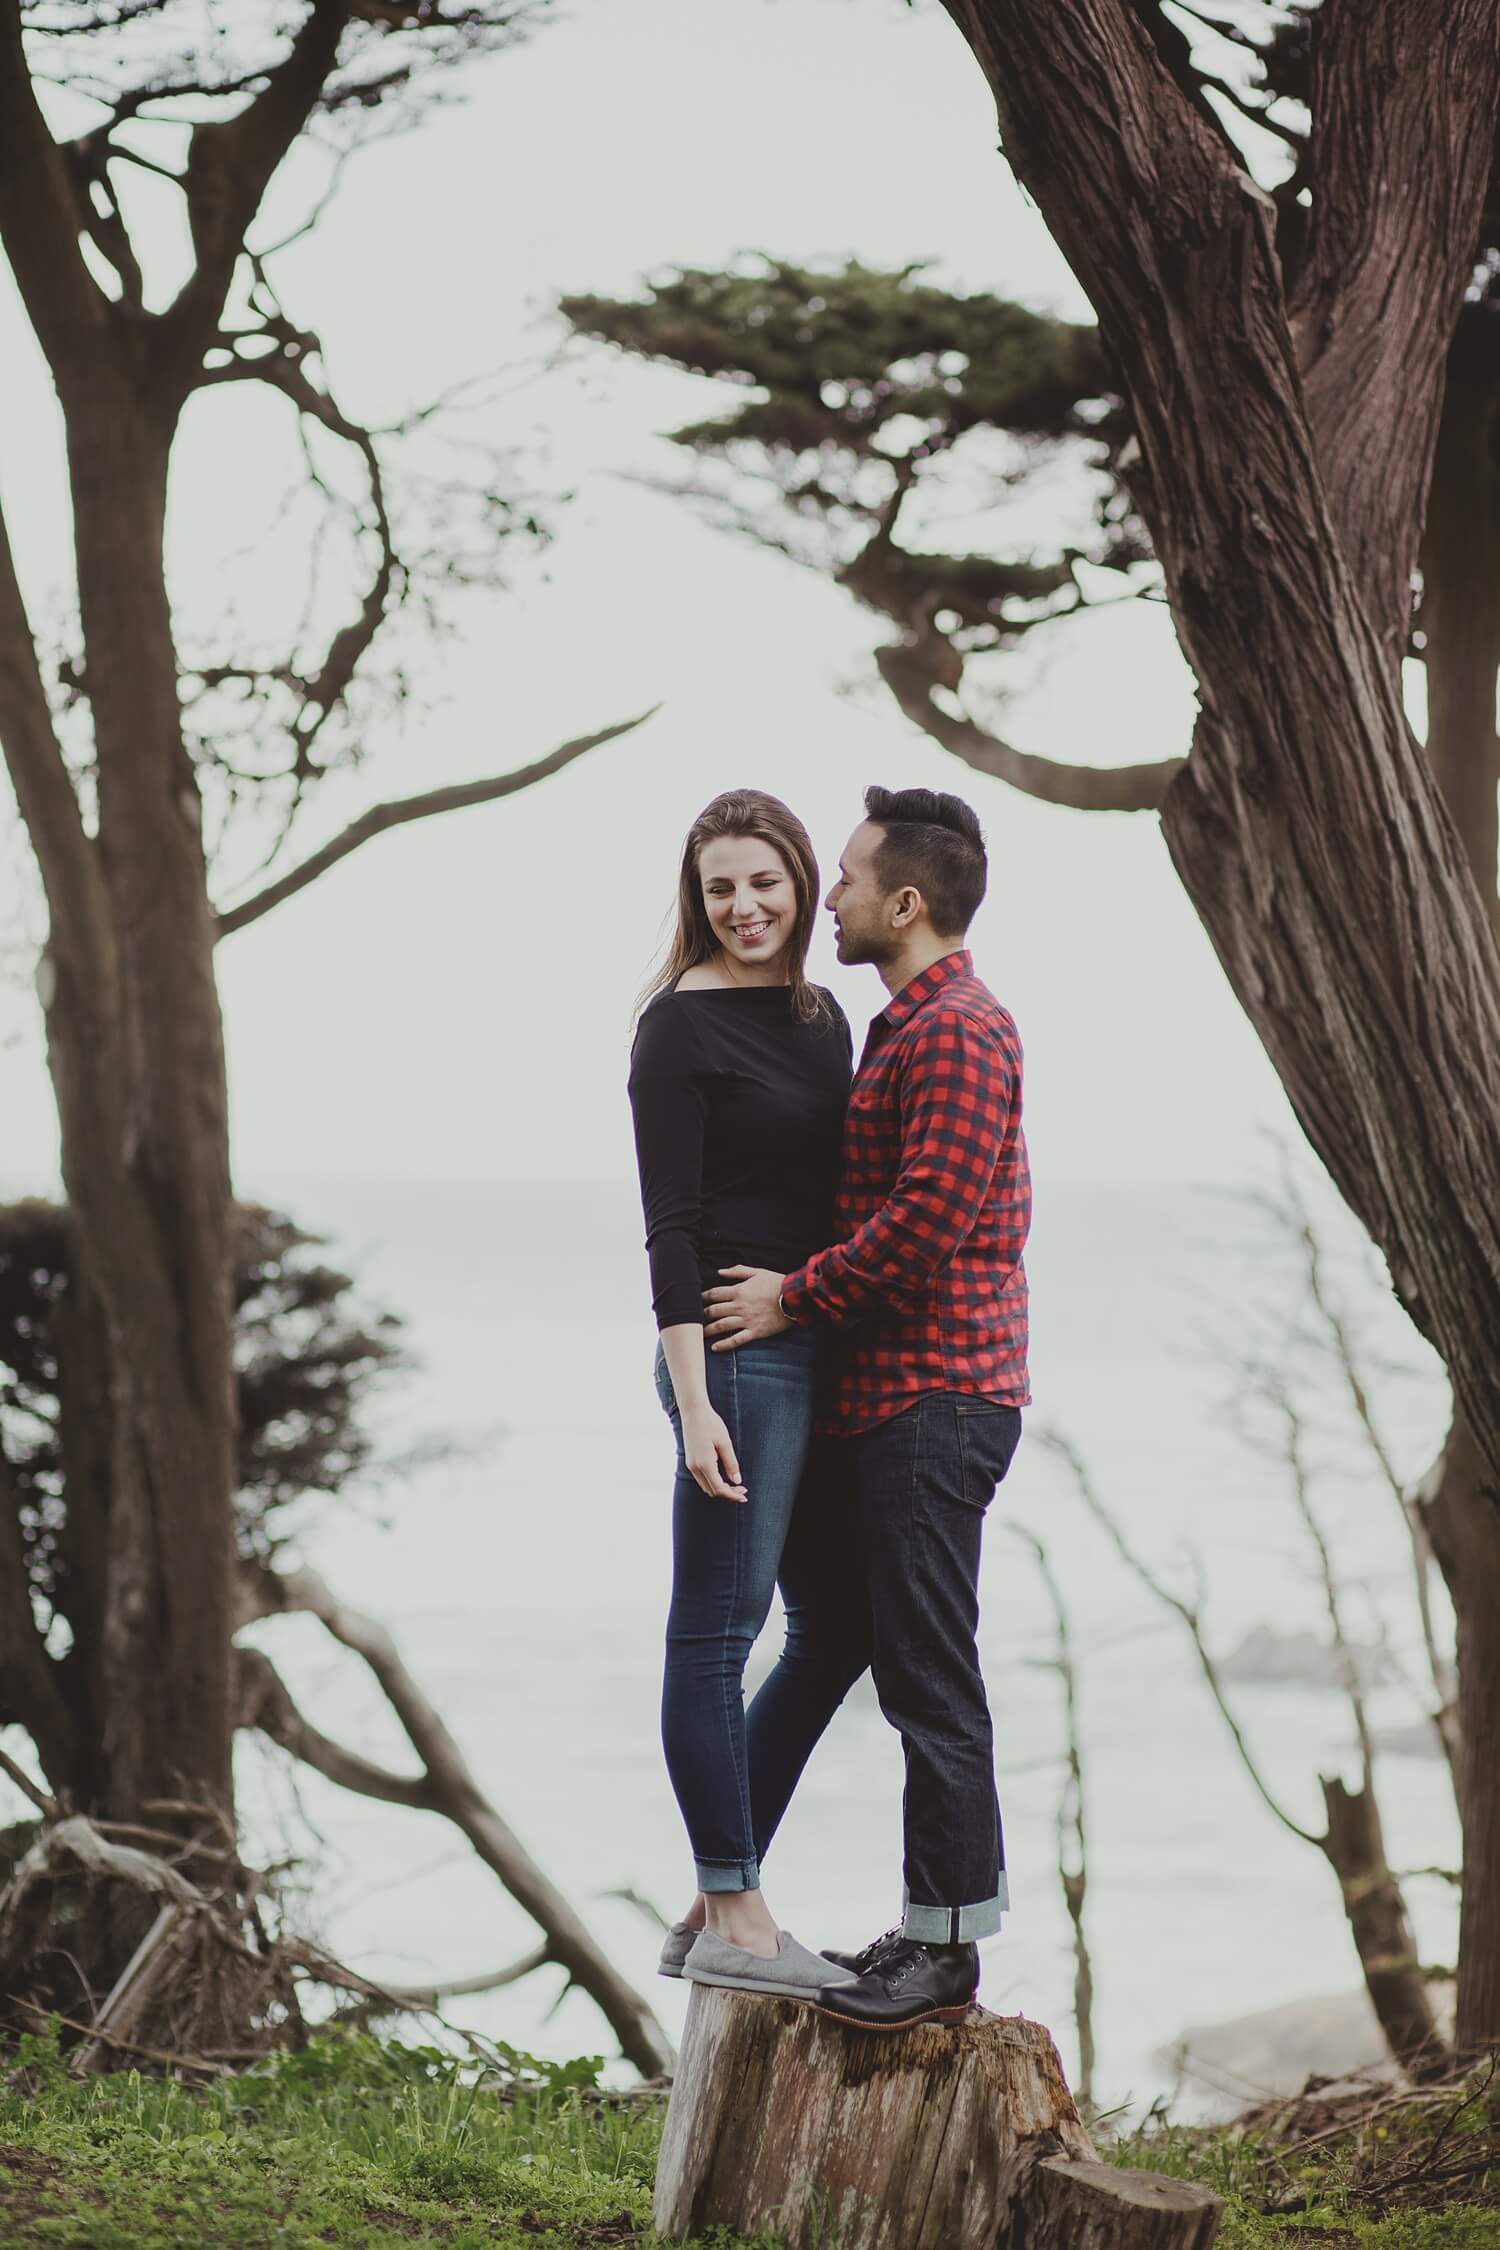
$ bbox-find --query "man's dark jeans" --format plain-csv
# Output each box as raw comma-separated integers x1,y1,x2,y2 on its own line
746,1392,1021,1941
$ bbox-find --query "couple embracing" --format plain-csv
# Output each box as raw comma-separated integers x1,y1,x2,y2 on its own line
629,784,1030,2033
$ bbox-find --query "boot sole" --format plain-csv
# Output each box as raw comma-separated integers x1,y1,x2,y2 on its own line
812,1998,974,2030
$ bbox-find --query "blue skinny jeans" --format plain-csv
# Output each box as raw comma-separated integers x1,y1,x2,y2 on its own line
654,1324,821,1892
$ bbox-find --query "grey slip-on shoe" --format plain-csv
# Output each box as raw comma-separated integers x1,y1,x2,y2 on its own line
683,1927,858,2000
657,1921,699,1979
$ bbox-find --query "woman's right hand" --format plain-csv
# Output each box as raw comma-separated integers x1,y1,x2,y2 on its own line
679,1403,747,1503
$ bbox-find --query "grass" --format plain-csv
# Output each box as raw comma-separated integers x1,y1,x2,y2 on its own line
2,2020,1497,2247
0,2020,765,2250
1106,2074,1500,2248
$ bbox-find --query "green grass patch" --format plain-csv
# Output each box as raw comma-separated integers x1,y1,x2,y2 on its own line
0,2019,779,2249
2,2021,1496,2247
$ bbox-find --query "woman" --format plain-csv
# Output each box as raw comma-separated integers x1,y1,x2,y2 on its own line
629,789,855,2000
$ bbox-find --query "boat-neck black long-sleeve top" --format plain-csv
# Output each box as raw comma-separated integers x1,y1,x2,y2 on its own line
628,983,853,1331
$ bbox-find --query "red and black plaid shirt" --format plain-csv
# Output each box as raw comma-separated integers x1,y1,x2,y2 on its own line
780,949,1031,1436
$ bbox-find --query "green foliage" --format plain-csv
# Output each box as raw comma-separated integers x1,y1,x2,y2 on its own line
565,259,1109,451
0,1197,409,1601
560,259,1150,689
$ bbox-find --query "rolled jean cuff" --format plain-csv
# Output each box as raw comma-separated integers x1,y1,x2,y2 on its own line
696,1856,760,1894
902,1875,1008,1944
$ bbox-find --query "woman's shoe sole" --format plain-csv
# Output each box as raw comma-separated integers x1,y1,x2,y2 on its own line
812,1999,973,2029
683,1969,827,2000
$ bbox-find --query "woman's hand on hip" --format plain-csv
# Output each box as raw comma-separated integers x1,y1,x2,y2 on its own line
679,1403,747,1503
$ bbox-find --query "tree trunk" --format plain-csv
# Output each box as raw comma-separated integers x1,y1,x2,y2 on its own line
1421,318,1500,929
935,2,1500,1487
1318,1777,1444,2077
44,384,238,1857
1421,1418,1500,2052
653,1987,1221,2249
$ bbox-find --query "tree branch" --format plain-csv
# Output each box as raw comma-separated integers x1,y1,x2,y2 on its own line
1041,1429,1322,1845
0,489,113,1000
1012,1525,1095,2109
234,1644,434,1810
158,0,352,399
0,1452,76,1793
214,707,658,937
1285,0,1500,662
874,645,1177,813
1272,1168,1462,1782
0,1744,58,1820
236,1559,674,2078
0,7,112,378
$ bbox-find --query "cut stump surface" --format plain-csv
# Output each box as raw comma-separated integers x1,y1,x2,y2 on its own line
653,1986,1221,2249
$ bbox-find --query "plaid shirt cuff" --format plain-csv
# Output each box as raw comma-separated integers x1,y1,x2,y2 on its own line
779,1263,815,1324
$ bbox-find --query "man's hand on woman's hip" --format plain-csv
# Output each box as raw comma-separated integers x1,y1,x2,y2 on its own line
704,1265,791,1351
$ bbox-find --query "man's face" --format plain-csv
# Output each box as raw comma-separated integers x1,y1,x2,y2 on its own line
826,821,898,967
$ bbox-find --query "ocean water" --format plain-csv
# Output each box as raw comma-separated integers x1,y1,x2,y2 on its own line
232,1170,1459,2113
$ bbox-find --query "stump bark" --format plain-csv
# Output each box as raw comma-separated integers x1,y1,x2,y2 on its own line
653,1986,1222,2249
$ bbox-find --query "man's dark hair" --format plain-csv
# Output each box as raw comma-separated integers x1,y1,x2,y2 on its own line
862,785,987,936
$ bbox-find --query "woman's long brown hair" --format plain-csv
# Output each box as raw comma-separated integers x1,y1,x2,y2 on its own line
638,790,828,1025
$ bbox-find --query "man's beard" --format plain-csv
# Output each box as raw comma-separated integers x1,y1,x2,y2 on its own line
838,923,895,970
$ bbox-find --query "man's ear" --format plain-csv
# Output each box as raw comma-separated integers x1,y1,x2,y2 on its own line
893,885,923,929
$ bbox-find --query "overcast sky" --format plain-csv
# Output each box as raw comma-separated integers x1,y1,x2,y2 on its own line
0,0,1302,1201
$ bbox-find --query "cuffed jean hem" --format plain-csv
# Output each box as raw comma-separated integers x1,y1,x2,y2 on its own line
696,1858,761,1894
902,1877,1009,1944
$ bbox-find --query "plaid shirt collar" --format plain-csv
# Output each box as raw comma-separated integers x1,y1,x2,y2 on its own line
874,947,974,1036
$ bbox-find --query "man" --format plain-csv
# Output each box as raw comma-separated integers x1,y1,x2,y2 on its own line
703,784,1030,2031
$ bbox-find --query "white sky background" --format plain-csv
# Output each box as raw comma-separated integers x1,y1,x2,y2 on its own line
0,0,1302,1200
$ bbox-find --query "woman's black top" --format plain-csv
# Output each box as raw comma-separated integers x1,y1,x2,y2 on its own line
629,983,853,1331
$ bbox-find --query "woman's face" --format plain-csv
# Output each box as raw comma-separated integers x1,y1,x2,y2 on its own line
696,833,799,974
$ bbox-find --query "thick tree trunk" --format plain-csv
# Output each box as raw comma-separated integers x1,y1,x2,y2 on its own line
1421,319,1500,928
43,387,238,1848
653,1987,1221,2249
936,2,1500,1487
1421,1420,1500,2052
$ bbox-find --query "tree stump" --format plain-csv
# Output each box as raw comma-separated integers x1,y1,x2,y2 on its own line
653,1987,1222,2249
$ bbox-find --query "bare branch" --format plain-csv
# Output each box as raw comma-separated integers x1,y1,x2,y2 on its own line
215,708,658,937
874,646,1178,814
0,1451,77,1792
348,1946,554,2009
1265,1161,1460,1781
1012,1525,1095,2109
1269,1382,1378,1789
159,2,352,397
1042,1428,1321,1844
0,497,113,993
0,1744,58,1820
0,7,112,375
234,1644,434,1810
237,1559,674,2078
